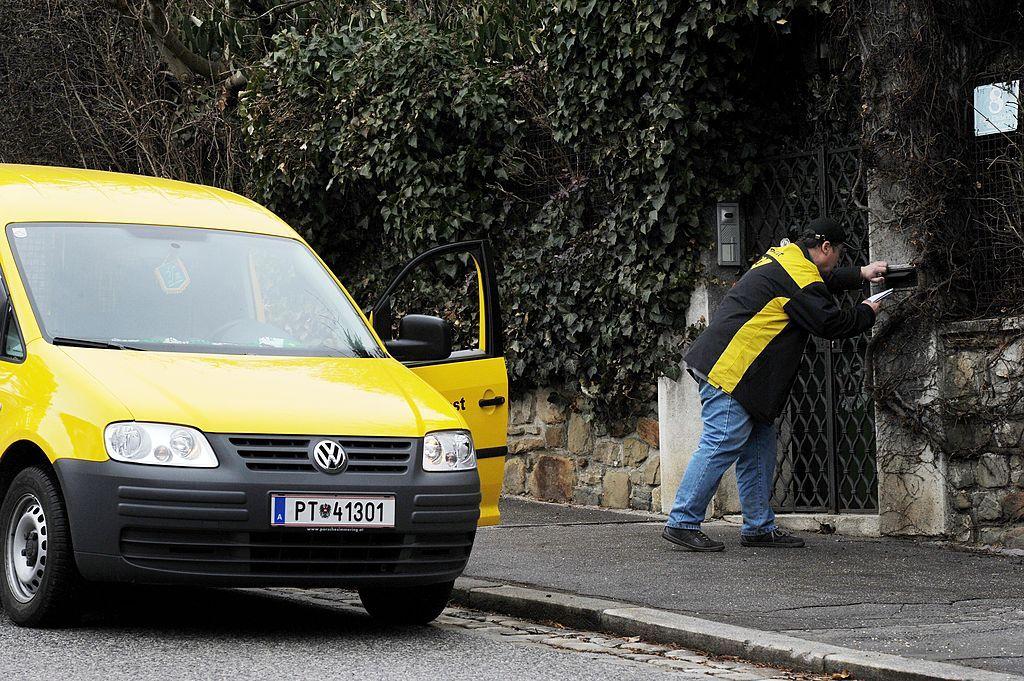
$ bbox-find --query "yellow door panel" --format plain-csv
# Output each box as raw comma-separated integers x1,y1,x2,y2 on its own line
475,457,504,527
412,355,507,526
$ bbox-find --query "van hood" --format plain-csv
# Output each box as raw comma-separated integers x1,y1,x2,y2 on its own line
56,348,460,436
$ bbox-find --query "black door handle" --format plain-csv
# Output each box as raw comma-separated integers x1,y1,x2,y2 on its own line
479,396,506,408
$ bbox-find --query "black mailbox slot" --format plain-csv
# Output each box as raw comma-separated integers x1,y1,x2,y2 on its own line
884,264,917,290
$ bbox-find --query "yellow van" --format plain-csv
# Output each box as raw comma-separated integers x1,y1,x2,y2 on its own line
0,165,508,627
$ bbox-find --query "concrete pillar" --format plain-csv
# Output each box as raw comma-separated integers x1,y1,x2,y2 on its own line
658,250,742,517
658,284,707,515
858,0,966,536
866,187,949,535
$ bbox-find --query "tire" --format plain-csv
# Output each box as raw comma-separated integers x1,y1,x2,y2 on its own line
358,580,454,625
1,467,81,627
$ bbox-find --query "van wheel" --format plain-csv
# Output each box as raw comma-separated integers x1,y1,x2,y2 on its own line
358,580,454,625
1,467,80,627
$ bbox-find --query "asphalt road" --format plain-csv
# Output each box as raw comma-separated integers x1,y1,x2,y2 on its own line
0,585,819,681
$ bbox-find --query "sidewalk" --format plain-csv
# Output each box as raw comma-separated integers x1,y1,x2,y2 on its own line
461,497,1024,678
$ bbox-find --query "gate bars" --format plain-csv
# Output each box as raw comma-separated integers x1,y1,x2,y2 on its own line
746,144,879,513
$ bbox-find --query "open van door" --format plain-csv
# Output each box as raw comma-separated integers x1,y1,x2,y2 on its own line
371,241,507,526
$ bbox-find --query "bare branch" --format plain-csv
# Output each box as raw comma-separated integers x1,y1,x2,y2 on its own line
103,0,232,81
251,0,319,21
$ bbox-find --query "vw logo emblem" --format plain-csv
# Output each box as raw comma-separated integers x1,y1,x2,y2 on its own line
311,439,348,474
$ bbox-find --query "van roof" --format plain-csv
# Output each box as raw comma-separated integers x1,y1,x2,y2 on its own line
0,164,298,238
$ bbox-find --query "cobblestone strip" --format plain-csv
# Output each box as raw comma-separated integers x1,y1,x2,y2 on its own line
262,588,839,681
435,605,839,681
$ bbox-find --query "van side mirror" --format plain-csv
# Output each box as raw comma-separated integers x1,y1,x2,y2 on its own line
384,314,452,362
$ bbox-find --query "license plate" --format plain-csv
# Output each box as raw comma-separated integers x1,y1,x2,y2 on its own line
270,494,396,528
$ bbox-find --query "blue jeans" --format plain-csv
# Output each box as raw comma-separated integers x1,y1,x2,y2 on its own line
667,380,778,536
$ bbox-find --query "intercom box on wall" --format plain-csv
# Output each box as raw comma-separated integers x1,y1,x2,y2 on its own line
716,202,742,267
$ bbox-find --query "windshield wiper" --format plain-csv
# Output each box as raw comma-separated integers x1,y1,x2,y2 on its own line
52,336,146,351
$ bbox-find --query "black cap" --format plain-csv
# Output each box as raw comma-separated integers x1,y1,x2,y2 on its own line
801,217,847,245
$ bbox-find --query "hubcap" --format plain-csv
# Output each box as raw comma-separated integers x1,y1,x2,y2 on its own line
5,494,47,603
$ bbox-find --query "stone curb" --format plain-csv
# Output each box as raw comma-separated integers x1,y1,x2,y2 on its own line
452,577,1021,681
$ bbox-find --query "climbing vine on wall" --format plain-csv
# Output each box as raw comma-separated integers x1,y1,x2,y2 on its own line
847,0,1024,456
8,0,833,425
240,1,833,425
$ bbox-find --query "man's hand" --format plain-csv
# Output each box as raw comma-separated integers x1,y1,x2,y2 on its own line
861,261,887,283
863,300,881,316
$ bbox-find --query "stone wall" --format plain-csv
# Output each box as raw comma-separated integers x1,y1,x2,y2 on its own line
501,389,661,511
938,318,1024,548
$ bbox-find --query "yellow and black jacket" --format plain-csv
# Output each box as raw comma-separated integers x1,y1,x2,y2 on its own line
684,243,874,422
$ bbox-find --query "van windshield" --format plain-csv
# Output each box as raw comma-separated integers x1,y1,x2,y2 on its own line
6,222,384,358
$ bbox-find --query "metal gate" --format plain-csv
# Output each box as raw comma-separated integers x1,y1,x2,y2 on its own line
746,144,878,513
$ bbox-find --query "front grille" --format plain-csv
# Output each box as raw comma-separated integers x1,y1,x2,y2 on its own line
120,527,474,577
116,485,249,521
227,436,415,474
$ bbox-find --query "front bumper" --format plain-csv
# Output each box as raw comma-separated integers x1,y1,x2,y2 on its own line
54,435,480,587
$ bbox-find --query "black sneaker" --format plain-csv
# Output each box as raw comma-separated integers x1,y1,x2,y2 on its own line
740,528,805,548
662,526,725,552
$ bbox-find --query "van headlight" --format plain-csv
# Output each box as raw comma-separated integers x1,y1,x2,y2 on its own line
422,430,476,471
104,422,218,468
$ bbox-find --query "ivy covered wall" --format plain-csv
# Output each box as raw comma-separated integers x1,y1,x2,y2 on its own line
240,1,832,426
2,0,833,427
